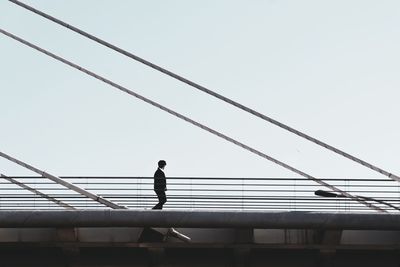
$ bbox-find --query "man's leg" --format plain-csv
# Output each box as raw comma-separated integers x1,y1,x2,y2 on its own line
152,190,164,209
159,191,167,209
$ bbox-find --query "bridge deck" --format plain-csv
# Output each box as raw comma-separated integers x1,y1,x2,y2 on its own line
0,206,400,267
0,210,399,229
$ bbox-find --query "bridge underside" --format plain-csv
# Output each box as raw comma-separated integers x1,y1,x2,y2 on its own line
0,210,399,267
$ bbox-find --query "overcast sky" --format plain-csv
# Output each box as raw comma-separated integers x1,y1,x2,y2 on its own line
1,0,399,181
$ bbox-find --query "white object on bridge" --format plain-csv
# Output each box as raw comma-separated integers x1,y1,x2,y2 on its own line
167,227,191,243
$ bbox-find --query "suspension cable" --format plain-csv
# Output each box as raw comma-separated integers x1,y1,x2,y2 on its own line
0,28,384,213
0,173,74,209
0,151,125,209
8,0,399,183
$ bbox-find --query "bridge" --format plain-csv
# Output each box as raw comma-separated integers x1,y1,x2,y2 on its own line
1,1,400,266
0,175,399,267
0,210,400,266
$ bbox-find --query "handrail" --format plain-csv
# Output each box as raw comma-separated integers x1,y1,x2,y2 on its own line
0,176,397,212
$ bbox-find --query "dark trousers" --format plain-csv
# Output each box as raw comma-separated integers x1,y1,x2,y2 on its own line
152,190,166,210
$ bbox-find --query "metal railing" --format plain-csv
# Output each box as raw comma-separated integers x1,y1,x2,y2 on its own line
0,176,399,212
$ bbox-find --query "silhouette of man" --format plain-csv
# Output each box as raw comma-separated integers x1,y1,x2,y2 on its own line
152,160,167,210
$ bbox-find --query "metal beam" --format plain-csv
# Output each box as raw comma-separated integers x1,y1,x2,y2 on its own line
0,210,399,230
0,173,74,209
0,151,125,209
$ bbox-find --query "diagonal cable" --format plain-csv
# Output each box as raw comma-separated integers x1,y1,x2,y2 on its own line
8,0,400,183
0,151,125,209
0,173,75,209
0,28,384,212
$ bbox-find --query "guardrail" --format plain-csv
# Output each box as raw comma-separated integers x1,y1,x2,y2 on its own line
0,176,399,212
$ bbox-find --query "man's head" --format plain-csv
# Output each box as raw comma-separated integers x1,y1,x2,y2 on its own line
158,160,167,169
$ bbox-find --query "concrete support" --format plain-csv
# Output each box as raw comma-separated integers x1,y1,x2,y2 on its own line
321,230,342,246
138,228,165,243
316,230,342,267
56,227,77,242
233,248,251,267
318,249,336,267
147,248,165,267
235,228,254,243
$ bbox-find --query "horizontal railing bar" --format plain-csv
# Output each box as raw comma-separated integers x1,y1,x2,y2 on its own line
1,175,398,211
0,195,398,203
0,207,373,211
1,182,398,188
124,203,371,208
1,188,399,196
3,181,397,186
0,196,400,203
0,203,379,208
0,199,366,204
0,188,327,191
4,176,398,182
99,195,400,200
3,185,399,191
0,188,383,193
0,207,374,211
121,203,386,208
120,205,383,210
0,202,351,205
84,189,400,194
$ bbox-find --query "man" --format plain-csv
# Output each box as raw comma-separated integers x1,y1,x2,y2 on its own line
152,160,167,210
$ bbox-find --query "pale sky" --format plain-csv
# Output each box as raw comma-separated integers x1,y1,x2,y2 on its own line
1,0,400,182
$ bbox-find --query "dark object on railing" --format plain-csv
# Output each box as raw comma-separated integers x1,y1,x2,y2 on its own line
314,190,341,198
315,190,400,211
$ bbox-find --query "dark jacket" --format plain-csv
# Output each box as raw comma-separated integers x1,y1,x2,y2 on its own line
154,168,166,191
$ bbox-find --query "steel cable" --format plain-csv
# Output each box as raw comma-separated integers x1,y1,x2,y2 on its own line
0,151,125,209
8,0,400,183
0,173,74,209
0,28,384,212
